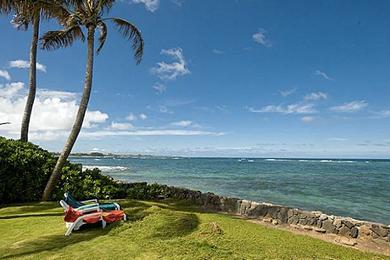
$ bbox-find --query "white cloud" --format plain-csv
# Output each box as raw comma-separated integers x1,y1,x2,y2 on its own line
109,122,133,130
374,110,390,118
152,83,166,94
0,70,11,80
304,92,328,101
80,129,223,138
9,60,47,73
0,85,108,139
301,116,315,123
314,70,332,80
151,48,190,80
252,28,272,47
279,88,296,97
328,137,348,141
126,113,137,121
0,82,24,97
249,103,317,114
330,100,367,113
159,105,173,114
126,112,147,121
212,49,224,55
132,0,159,12
171,120,192,127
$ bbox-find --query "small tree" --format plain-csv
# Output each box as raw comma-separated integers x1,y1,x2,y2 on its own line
41,0,144,200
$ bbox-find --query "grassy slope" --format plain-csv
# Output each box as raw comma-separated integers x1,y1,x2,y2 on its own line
0,199,387,259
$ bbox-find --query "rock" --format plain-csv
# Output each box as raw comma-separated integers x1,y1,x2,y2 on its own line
308,218,317,226
316,220,323,228
220,197,239,213
299,219,308,225
277,208,289,223
263,217,273,223
350,227,359,238
290,224,302,230
359,225,371,238
287,209,295,218
319,214,328,221
248,204,268,218
371,225,388,237
272,219,279,225
288,215,299,225
267,206,280,219
338,226,351,236
303,226,313,231
322,219,336,233
314,227,326,233
333,218,342,229
311,211,322,217
341,220,354,229
335,237,357,246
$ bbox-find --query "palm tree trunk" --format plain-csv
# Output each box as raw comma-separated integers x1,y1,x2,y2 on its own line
20,12,40,142
42,26,95,201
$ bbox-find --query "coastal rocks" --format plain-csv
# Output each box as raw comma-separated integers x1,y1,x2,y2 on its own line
335,237,357,247
158,184,390,244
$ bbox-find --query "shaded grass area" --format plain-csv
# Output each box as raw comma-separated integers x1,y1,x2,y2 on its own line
0,199,388,259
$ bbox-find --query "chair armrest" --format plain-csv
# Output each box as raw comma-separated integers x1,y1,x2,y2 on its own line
80,199,98,204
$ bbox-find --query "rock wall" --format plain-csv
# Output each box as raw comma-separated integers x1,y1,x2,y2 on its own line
163,185,390,243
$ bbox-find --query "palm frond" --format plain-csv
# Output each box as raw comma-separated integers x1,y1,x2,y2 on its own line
0,0,16,14
40,25,85,50
11,13,29,30
96,21,107,54
111,18,144,64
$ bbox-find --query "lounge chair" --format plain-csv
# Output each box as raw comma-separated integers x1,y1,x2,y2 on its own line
60,200,126,236
64,192,120,211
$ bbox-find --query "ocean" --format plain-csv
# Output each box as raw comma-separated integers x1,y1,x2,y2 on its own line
70,156,390,225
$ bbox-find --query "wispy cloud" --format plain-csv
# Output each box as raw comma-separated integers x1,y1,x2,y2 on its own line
330,100,367,113
328,137,348,141
314,70,332,80
81,129,223,138
279,88,296,97
301,116,315,123
9,60,47,72
212,49,224,55
372,110,390,119
152,82,166,94
304,92,328,101
248,103,317,114
252,28,272,47
0,82,24,97
151,48,190,80
108,122,134,130
171,120,192,127
126,113,147,121
132,0,159,12
0,70,11,80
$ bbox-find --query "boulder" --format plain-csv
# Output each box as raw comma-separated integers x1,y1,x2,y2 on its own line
341,220,354,229
350,227,359,238
371,225,388,237
322,219,336,233
335,237,357,246
338,226,351,236
319,214,328,221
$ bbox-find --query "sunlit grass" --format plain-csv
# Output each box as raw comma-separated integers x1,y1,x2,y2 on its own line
0,199,387,259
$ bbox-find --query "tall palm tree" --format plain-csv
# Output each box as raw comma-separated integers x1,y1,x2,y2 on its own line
41,0,144,200
0,0,63,142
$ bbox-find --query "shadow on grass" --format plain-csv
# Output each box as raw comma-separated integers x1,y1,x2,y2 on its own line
0,212,63,219
1,223,115,259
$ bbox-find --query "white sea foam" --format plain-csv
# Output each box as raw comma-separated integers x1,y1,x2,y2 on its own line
83,165,129,172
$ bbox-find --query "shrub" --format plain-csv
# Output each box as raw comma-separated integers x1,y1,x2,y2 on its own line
0,137,169,203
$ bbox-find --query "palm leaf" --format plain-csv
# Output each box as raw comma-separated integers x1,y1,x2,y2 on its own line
96,21,107,54
111,18,144,64
41,25,85,50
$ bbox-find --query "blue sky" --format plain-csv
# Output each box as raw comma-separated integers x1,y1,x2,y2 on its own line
1,0,390,158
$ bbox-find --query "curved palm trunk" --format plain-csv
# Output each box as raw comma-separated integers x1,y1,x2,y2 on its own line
20,12,40,142
42,26,95,201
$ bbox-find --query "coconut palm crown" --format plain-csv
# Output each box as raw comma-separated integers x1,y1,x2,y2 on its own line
41,0,144,200
41,0,144,62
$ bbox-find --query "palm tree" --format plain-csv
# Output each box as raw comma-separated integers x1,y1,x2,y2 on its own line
41,0,144,200
0,0,63,142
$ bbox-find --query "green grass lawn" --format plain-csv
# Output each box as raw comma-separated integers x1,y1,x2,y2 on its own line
0,199,388,259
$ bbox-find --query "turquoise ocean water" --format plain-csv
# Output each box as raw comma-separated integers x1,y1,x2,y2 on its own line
70,157,390,225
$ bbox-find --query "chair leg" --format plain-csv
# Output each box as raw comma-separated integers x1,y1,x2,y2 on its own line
102,219,106,229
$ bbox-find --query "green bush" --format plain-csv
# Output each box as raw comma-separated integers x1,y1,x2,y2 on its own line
0,137,168,203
